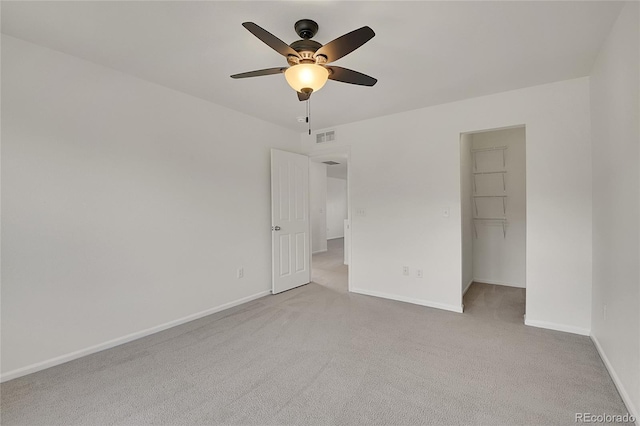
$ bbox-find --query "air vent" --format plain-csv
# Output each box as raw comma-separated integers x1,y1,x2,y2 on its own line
316,130,336,143
322,161,340,166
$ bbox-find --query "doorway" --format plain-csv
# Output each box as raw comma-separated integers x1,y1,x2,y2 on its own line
309,152,350,292
460,126,526,322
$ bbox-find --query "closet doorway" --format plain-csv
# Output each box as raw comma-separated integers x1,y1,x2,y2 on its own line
460,126,526,323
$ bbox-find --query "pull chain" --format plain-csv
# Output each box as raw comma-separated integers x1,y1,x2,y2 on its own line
306,97,312,135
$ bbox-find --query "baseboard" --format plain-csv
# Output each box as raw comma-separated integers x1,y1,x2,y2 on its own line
591,334,639,424
351,287,463,313
312,249,327,254
473,277,525,288
524,318,590,336
0,290,271,383
463,279,474,296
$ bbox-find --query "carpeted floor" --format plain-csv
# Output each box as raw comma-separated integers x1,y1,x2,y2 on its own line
462,281,526,325
312,238,348,292
1,241,631,425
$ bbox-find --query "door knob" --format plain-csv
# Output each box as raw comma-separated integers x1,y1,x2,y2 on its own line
273,226,281,231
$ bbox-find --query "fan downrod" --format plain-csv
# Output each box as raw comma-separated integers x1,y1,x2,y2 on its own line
294,19,319,39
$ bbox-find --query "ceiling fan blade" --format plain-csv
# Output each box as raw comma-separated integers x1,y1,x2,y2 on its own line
242,22,300,58
297,91,310,102
327,66,377,86
230,67,287,79
314,26,375,63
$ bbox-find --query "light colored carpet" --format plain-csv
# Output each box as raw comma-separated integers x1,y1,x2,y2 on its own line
463,281,526,325
1,246,631,425
312,238,348,292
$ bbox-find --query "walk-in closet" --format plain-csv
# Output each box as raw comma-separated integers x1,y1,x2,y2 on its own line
460,127,526,321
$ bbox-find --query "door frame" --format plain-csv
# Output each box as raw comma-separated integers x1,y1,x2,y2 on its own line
308,146,352,292
459,124,527,319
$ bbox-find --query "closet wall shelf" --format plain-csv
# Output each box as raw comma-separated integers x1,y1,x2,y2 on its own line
472,169,507,191
471,144,509,238
471,146,507,153
473,146,507,170
473,170,506,175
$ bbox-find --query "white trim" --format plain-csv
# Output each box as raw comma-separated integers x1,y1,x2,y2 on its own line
473,277,525,288
463,279,474,296
312,249,327,254
524,318,590,336
0,290,271,383
591,334,639,424
461,123,526,136
351,287,463,313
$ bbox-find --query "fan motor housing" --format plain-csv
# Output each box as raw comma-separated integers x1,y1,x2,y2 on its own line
290,39,322,53
288,39,323,65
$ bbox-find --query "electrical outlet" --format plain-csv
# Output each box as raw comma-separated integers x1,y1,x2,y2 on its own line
416,269,423,278
402,266,409,276
356,208,366,217
237,267,244,279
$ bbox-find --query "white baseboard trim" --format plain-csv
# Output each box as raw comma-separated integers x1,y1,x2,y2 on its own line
463,279,474,296
473,277,525,288
0,290,271,383
524,318,590,336
351,287,463,313
591,334,639,424
312,249,327,254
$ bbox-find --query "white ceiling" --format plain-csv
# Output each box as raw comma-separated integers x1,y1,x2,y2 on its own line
1,1,623,132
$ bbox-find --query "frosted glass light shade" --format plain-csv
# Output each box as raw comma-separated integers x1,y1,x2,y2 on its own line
284,64,329,93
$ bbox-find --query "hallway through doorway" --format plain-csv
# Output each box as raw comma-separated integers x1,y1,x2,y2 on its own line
311,238,347,292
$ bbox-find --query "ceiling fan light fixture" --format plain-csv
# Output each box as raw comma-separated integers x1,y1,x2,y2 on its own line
232,21,377,101
284,64,329,94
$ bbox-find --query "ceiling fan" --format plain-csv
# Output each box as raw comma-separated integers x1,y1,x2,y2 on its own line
230,19,377,101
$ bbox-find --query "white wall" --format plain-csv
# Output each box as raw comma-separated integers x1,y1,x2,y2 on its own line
589,2,639,418
326,177,347,240
471,128,526,288
302,77,592,333
460,134,473,293
309,161,327,253
1,36,301,378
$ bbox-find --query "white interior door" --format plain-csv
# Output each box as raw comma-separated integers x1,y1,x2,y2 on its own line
271,149,310,294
